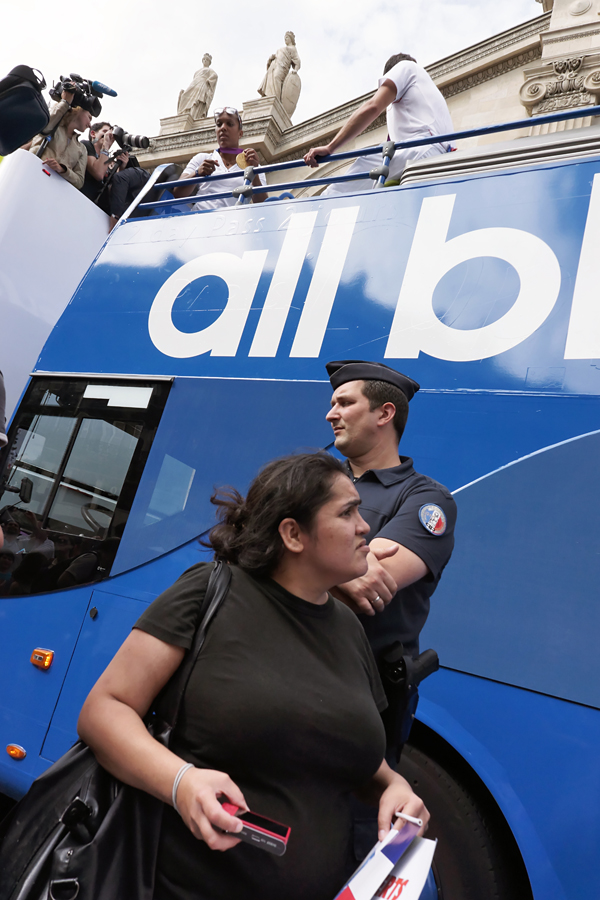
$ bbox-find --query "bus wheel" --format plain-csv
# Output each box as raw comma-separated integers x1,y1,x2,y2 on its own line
399,743,522,900
0,793,16,822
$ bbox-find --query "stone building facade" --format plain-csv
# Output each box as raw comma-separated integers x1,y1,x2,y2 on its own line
137,0,600,196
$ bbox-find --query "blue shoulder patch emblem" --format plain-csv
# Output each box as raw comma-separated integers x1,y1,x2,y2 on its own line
418,504,447,536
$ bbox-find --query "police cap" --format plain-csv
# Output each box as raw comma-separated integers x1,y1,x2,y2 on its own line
326,359,420,401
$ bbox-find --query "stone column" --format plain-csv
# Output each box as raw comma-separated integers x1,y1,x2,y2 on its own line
520,0,600,131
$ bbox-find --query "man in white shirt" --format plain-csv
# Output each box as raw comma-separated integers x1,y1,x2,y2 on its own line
173,107,267,210
304,53,454,195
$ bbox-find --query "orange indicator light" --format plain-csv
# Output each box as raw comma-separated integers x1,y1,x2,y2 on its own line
31,648,54,670
6,744,26,760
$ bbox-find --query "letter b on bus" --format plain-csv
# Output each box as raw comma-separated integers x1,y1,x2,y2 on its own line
385,193,561,361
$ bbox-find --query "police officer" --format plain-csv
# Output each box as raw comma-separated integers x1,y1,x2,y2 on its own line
326,359,456,856
326,361,456,684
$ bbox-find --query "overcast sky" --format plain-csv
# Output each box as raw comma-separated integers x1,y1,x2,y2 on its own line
3,0,541,140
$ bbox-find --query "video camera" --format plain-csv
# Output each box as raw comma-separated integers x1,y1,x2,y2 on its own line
49,73,117,117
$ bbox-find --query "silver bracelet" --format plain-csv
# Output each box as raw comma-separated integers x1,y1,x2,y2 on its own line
172,762,194,816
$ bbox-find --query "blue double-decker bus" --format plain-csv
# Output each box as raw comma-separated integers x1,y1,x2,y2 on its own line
1,107,600,899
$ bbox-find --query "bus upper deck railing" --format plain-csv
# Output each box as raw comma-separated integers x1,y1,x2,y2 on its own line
132,104,600,217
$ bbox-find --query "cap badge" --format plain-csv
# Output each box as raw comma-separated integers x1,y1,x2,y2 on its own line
418,504,447,536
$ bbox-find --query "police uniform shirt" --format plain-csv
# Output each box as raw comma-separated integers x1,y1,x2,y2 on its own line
347,457,457,658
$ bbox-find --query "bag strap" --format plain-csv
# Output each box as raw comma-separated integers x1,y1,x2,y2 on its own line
7,65,46,91
155,560,231,730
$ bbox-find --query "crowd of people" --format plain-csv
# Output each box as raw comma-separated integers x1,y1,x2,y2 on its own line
28,86,150,228
1,50,460,895
25,50,454,220
27,90,267,222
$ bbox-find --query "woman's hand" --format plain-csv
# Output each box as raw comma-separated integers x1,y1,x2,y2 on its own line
43,158,66,174
176,766,249,851
377,771,429,840
196,158,219,177
243,148,259,167
242,148,267,202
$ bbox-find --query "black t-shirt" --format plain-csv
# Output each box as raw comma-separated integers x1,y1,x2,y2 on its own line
109,165,150,218
135,563,387,900
80,139,103,201
348,457,457,657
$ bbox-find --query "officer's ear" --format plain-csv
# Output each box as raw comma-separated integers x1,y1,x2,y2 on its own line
377,402,396,428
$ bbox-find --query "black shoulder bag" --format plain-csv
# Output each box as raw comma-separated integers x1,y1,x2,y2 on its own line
0,560,232,900
0,65,49,156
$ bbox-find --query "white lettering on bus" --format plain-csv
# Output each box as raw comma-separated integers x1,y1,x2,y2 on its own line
148,250,267,358
147,188,600,363
289,206,360,358
249,211,318,357
148,207,358,360
564,172,600,359
384,193,562,361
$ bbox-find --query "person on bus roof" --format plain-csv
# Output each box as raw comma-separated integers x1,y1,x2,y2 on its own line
304,53,454,195
29,88,91,190
172,106,267,210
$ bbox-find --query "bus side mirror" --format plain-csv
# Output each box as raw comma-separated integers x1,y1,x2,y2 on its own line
19,478,33,504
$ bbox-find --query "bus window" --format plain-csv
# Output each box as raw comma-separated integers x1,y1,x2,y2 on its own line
0,376,170,595
46,418,141,534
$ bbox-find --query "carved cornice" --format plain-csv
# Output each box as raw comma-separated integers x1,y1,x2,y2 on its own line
440,47,542,99
544,26,600,44
427,12,550,82
519,52,600,115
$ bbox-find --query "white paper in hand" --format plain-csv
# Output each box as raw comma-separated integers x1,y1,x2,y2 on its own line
372,837,437,899
334,824,419,900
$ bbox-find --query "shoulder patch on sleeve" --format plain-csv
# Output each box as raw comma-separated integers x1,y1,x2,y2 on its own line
418,503,447,536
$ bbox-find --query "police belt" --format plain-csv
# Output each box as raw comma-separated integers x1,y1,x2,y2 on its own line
378,643,439,751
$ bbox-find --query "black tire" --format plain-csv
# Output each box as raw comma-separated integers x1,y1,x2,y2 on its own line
399,744,516,900
0,793,15,824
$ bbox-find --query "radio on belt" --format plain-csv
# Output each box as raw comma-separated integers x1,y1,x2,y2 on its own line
221,802,290,856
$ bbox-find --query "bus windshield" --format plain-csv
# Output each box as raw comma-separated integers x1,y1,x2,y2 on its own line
0,376,170,594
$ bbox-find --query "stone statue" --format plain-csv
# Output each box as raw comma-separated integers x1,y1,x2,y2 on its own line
258,31,301,117
177,54,218,120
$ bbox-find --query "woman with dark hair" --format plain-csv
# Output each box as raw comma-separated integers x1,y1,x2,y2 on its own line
173,106,267,210
78,452,428,900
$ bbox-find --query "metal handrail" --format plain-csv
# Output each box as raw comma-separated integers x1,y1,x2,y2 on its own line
136,103,600,214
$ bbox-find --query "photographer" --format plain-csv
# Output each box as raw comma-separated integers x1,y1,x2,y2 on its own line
103,151,150,230
81,120,119,204
29,88,91,189
89,125,151,229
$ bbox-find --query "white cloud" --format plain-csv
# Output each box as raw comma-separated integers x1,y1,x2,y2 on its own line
2,0,539,141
